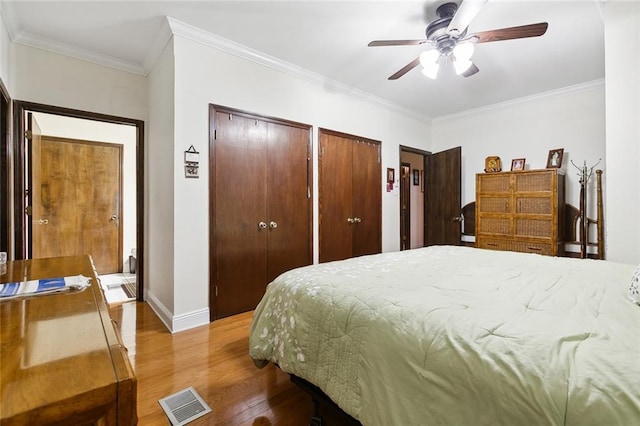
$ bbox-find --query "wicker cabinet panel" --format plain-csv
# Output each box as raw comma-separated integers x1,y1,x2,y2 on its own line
516,197,551,214
515,218,552,238
478,217,510,235
515,172,552,192
476,169,564,256
479,196,510,213
477,174,510,193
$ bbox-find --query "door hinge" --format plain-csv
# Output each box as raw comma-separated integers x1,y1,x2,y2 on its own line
24,130,32,140
214,129,217,140
25,205,32,216
215,285,218,297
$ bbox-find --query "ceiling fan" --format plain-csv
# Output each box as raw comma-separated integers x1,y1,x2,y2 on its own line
368,0,548,80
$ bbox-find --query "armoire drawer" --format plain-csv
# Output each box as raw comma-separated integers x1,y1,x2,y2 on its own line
477,238,513,251
512,241,553,255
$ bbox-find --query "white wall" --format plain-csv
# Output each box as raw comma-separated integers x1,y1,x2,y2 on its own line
168,24,430,330
0,6,12,92
604,0,640,264
146,40,177,328
13,44,147,121
32,112,137,272
432,82,606,228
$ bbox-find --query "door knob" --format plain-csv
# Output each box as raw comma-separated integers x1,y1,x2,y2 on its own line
353,217,361,223
38,219,49,225
451,215,464,222
347,218,355,224
258,222,267,229
269,221,278,229
110,215,119,224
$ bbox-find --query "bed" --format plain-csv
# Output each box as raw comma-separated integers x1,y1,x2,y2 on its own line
249,245,640,425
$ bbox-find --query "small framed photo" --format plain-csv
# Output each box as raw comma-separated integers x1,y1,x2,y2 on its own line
387,167,395,183
546,148,564,168
413,169,420,185
484,156,502,173
511,158,526,171
185,164,199,178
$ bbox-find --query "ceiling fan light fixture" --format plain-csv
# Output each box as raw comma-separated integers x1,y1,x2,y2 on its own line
419,50,440,79
422,63,440,79
452,42,474,61
453,57,473,75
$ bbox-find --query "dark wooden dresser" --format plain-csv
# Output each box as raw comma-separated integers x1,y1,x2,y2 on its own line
0,255,137,425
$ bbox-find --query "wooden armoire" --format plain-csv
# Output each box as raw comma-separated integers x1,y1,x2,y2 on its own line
318,129,381,263
475,169,565,256
210,106,312,319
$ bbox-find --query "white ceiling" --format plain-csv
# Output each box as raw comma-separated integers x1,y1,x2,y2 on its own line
1,0,605,119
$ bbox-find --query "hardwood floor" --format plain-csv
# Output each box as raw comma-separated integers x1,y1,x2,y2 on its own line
109,302,315,425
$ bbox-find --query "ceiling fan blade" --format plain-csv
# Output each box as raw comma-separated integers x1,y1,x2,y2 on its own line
470,22,549,44
389,57,421,80
463,63,479,78
447,0,488,37
368,40,428,47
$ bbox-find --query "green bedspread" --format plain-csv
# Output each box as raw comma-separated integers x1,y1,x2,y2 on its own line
249,246,640,425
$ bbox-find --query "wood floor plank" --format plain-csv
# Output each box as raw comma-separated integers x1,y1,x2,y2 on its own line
110,302,314,425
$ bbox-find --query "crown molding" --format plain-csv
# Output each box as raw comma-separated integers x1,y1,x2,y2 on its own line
166,17,429,124
142,17,173,73
433,79,605,122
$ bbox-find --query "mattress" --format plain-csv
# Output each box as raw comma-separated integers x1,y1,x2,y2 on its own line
249,246,640,425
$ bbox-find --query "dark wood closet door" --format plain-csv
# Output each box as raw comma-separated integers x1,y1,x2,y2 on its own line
266,122,311,283
319,132,353,263
352,141,381,257
213,112,268,318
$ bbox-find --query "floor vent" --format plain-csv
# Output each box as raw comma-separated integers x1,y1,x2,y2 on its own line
158,386,212,425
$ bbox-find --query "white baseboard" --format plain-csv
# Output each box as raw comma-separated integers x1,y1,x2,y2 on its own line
144,290,210,333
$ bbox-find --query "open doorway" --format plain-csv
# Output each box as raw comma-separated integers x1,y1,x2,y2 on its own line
12,101,144,302
400,146,428,250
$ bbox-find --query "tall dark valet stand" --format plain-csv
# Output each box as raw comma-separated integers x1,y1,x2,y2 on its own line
572,160,603,259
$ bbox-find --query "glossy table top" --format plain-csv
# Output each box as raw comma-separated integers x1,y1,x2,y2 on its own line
0,256,133,425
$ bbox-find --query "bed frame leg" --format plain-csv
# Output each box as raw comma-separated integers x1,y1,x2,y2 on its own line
310,397,323,426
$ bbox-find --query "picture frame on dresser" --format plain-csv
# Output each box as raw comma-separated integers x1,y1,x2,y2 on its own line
511,158,526,171
546,148,564,168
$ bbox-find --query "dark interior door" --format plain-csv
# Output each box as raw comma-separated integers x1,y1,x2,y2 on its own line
319,132,353,262
265,122,311,283
213,112,268,318
425,146,462,246
351,140,381,257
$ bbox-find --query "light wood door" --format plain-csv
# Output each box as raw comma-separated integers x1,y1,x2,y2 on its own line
32,137,122,274
211,109,312,319
425,146,462,246
319,131,381,262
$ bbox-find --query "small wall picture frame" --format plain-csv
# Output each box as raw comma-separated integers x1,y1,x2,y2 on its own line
387,167,395,183
511,158,526,171
413,169,420,185
546,148,564,168
185,164,199,178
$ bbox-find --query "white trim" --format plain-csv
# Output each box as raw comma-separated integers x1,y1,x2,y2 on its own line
145,290,210,334
143,16,173,73
11,30,146,75
145,290,173,332
171,308,210,333
433,79,605,122
166,17,428,124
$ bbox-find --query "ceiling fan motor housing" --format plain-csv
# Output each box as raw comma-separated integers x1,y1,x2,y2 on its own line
426,2,466,55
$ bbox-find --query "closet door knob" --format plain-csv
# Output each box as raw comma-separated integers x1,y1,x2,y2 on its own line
347,218,355,224
258,222,267,229
353,217,361,223
269,221,278,229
